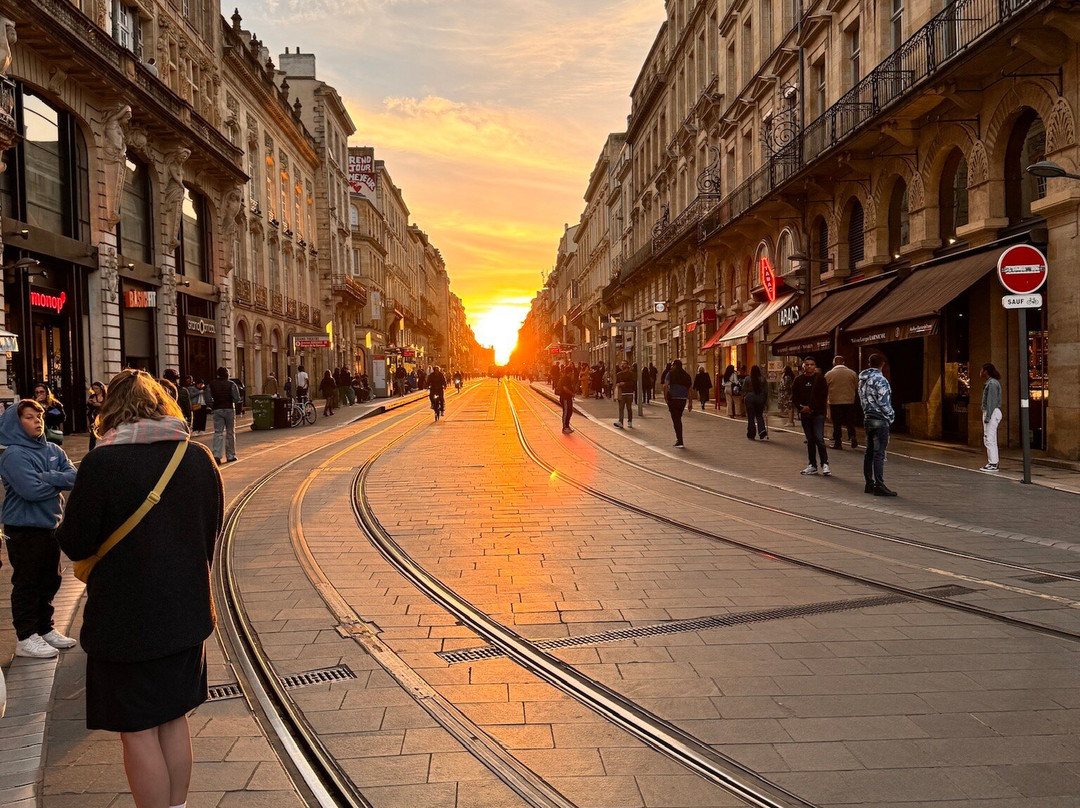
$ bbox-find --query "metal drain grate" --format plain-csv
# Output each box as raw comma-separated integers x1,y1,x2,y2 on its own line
438,593,909,664
1016,570,1080,585
207,664,357,701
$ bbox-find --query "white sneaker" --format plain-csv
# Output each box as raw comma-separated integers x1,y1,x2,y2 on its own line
800,465,818,475
15,634,58,658
979,464,999,472
821,463,831,476
41,630,77,649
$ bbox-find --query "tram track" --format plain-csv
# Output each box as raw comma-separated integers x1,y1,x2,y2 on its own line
516,381,1080,585
503,380,1080,644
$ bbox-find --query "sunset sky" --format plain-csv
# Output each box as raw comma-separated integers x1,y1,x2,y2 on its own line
240,0,665,363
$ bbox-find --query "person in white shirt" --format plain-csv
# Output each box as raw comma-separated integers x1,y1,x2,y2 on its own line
295,366,309,400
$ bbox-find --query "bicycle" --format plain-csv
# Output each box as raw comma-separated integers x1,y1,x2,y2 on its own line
431,390,445,422
288,395,317,427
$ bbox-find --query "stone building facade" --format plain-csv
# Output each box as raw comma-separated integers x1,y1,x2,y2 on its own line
532,0,1080,460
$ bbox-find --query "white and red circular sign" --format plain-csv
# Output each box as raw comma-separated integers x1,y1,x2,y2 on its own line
997,245,1048,295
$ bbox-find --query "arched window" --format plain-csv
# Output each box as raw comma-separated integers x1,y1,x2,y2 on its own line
119,154,152,264
776,230,793,276
178,186,209,282
888,178,909,260
1005,109,1046,224
349,204,359,229
846,199,864,271
940,149,968,244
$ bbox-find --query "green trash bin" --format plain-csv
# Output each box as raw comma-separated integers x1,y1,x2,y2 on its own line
250,395,275,430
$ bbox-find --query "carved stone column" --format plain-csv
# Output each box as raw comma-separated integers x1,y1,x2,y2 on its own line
0,18,19,402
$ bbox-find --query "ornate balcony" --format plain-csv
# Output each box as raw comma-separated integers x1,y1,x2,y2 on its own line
300,302,310,323
271,291,283,315
234,277,252,307
286,297,298,320
254,284,269,310
331,273,368,306
312,308,322,327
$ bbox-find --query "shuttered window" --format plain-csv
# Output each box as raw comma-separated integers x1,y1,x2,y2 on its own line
848,201,864,271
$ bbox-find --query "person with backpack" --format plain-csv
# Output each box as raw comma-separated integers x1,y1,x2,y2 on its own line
207,367,240,464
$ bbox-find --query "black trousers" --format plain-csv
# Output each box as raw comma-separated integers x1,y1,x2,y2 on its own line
831,403,859,444
5,526,62,641
560,396,574,429
668,398,687,443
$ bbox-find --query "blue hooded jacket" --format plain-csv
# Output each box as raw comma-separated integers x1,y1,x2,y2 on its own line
0,404,77,529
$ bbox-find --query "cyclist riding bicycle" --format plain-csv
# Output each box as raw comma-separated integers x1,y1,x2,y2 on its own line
428,366,448,414
453,370,463,392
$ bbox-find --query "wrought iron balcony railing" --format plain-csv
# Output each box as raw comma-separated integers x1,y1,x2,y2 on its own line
312,308,322,326
254,284,268,310
234,277,252,307
286,297,298,319
331,273,368,305
271,291,283,314
299,302,310,323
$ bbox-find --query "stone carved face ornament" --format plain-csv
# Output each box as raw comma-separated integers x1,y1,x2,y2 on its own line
0,18,16,78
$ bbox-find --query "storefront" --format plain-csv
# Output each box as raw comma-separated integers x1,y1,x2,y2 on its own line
178,293,217,384
2,257,90,430
120,280,157,374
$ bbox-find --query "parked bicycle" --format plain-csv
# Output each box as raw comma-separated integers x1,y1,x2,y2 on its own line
288,395,317,427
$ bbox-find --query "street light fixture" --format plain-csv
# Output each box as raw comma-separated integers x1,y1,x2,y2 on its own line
1026,160,1080,181
788,251,833,265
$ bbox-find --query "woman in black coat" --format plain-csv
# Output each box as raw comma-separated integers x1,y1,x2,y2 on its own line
692,366,712,411
58,369,222,808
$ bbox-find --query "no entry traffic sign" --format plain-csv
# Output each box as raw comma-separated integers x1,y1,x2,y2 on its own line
997,244,1048,295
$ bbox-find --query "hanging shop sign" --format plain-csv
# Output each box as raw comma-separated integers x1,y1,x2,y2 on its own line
124,289,157,308
776,303,801,328
759,257,778,302
703,308,717,324
30,287,67,315
997,244,1047,296
185,316,217,336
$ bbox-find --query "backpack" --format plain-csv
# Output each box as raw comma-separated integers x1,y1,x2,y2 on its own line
730,377,743,396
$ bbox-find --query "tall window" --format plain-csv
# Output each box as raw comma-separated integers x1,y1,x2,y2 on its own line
112,1,142,56
847,199,864,271
812,59,826,117
21,92,64,233
178,187,208,282
268,246,279,290
940,149,969,243
846,22,861,90
250,232,262,285
119,155,152,264
726,42,736,99
759,0,772,56
741,18,753,86
1005,109,1046,224
891,0,904,50
888,179,909,260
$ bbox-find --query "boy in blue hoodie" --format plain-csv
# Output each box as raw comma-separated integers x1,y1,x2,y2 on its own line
0,399,78,657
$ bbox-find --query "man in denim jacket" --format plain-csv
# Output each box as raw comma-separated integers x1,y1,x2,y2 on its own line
857,354,897,497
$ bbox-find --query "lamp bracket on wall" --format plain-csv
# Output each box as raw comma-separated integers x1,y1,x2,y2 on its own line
999,67,1062,96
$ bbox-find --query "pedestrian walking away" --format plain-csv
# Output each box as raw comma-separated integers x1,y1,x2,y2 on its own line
163,370,191,426
613,361,636,428
321,370,337,416
858,354,897,496
721,365,738,417
86,381,107,451
557,365,576,433
188,379,208,434
663,359,692,447
692,366,712,412
0,399,78,658
262,371,279,396
825,356,859,449
792,356,831,475
208,366,240,464
980,362,1003,472
57,368,223,808
743,365,768,440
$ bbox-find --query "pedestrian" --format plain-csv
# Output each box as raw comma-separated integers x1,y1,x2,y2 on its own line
648,363,658,399
721,365,737,417
86,381,107,451
163,370,191,426
792,356,830,475
262,371,279,397
660,361,672,386
613,361,636,429
744,365,768,440
663,359,692,448
579,363,591,399
0,399,78,658
189,379,208,434
33,383,65,443
417,367,427,390
57,369,221,808
321,370,337,416
858,354,897,496
407,369,418,392
208,367,240,464
692,365,712,412
778,365,796,426
394,365,406,396
980,362,1003,472
341,367,355,406
825,356,859,449
641,364,652,404
557,364,576,434
295,365,309,400
592,363,604,400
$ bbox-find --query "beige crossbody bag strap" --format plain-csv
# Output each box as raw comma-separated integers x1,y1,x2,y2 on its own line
73,441,188,583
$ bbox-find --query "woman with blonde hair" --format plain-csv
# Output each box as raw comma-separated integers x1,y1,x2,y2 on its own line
58,369,222,808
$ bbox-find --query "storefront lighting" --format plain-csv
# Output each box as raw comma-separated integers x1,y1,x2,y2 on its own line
788,251,833,265
1026,160,1080,180
948,237,957,244
178,278,191,287
3,229,29,239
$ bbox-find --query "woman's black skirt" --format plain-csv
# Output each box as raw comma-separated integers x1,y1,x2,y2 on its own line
86,644,207,732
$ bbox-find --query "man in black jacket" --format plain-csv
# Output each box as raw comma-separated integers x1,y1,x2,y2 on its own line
792,357,830,475
208,367,240,464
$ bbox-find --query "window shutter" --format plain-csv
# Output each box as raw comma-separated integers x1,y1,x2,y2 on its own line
848,202,864,270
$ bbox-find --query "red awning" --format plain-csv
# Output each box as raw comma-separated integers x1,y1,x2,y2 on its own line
701,314,743,349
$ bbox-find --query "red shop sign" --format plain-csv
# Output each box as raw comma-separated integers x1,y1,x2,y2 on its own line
30,288,67,315
759,257,778,302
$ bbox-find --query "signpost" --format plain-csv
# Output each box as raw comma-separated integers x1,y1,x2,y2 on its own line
997,245,1048,484
611,319,644,416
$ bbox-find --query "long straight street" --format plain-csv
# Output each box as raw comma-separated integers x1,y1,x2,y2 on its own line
10,378,1079,808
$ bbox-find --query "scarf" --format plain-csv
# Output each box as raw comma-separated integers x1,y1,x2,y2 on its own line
95,416,191,447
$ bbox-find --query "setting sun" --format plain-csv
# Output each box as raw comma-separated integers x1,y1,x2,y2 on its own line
470,304,528,365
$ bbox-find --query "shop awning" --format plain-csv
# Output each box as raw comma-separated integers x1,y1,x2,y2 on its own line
772,278,893,355
700,314,744,349
718,294,797,348
846,249,998,345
